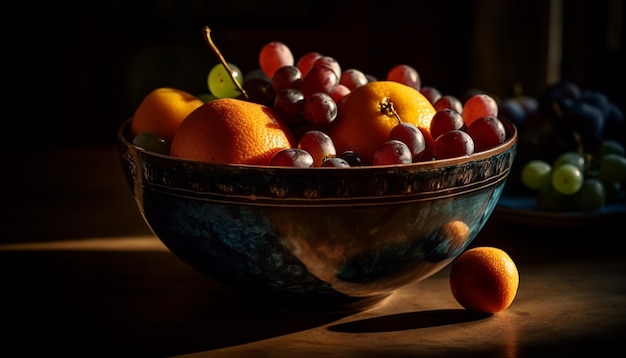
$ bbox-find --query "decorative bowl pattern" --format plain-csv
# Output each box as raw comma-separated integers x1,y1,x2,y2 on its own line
118,118,517,313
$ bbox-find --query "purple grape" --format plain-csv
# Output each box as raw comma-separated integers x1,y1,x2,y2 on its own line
466,116,506,152
372,140,412,165
300,64,339,98
274,88,305,126
269,148,314,167
303,92,337,126
272,65,302,92
338,151,363,166
321,157,350,167
389,122,426,161
430,108,464,140
432,130,475,159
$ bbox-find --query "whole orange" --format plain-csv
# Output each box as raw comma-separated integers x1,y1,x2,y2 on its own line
449,246,519,314
170,98,295,165
327,81,436,164
130,87,204,143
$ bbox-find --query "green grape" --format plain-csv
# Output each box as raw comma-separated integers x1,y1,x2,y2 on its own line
552,163,583,195
553,151,585,172
207,62,244,98
574,178,605,212
598,139,626,156
521,160,552,190
524,82,626,212
536,184,573,212
197,92,217,103
597,153,626,183
132,132,170,155
601,180,622,204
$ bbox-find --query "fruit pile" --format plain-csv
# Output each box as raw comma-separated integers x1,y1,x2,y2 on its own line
129,27,509,168
502,81,626,213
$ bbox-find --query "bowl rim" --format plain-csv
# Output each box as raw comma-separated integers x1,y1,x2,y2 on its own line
117,117,517,172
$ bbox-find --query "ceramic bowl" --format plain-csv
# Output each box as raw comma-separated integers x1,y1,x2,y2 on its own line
118,118,517,313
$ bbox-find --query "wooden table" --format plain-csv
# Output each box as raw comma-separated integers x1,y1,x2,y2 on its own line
2,146,624,357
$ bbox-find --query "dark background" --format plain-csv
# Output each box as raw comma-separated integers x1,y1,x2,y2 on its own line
6,0,625,150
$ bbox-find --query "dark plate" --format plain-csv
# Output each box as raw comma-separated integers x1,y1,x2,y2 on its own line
494,191,626,227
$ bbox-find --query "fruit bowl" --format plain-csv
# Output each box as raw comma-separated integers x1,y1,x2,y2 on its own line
118,117,517,313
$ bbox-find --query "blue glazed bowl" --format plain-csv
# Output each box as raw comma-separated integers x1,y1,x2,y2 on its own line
118,118,517,313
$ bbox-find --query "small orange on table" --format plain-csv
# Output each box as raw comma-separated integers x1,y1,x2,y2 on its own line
170,98,295,166
449,246,519,314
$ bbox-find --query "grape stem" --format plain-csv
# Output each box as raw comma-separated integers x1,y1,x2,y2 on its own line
202,26,249,100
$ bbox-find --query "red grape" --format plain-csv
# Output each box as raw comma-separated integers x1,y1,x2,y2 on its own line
463,93,498,127
321,157,351,167
274,88,305,126
300,64,339,98
297,130,337,166
372,140,412,165
386,64,421,91
296,51,322,77
466,115,506,152
303,92,338,127
340,68,369,90
269,148,314,167
313,56,342,78
430,108,465,140
330,84,351,102
421,86,442,104
434,95,463,114
432,130,475,159
389,122,426,161
272,65,302,92
259,41,294,79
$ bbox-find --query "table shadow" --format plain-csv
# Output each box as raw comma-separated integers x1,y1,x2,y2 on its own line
1,249,349,357
327,309,490,333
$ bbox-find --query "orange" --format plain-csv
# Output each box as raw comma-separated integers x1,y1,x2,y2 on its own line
130,87,204,143
449,246,519,314
327,81,436,164
170,98,295,165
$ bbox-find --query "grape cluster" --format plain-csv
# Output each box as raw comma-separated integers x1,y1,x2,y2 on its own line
506,81,626,212
198,40,511,167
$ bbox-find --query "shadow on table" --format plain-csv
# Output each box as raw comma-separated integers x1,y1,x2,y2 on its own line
1,249,347,357
327,309,489,333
